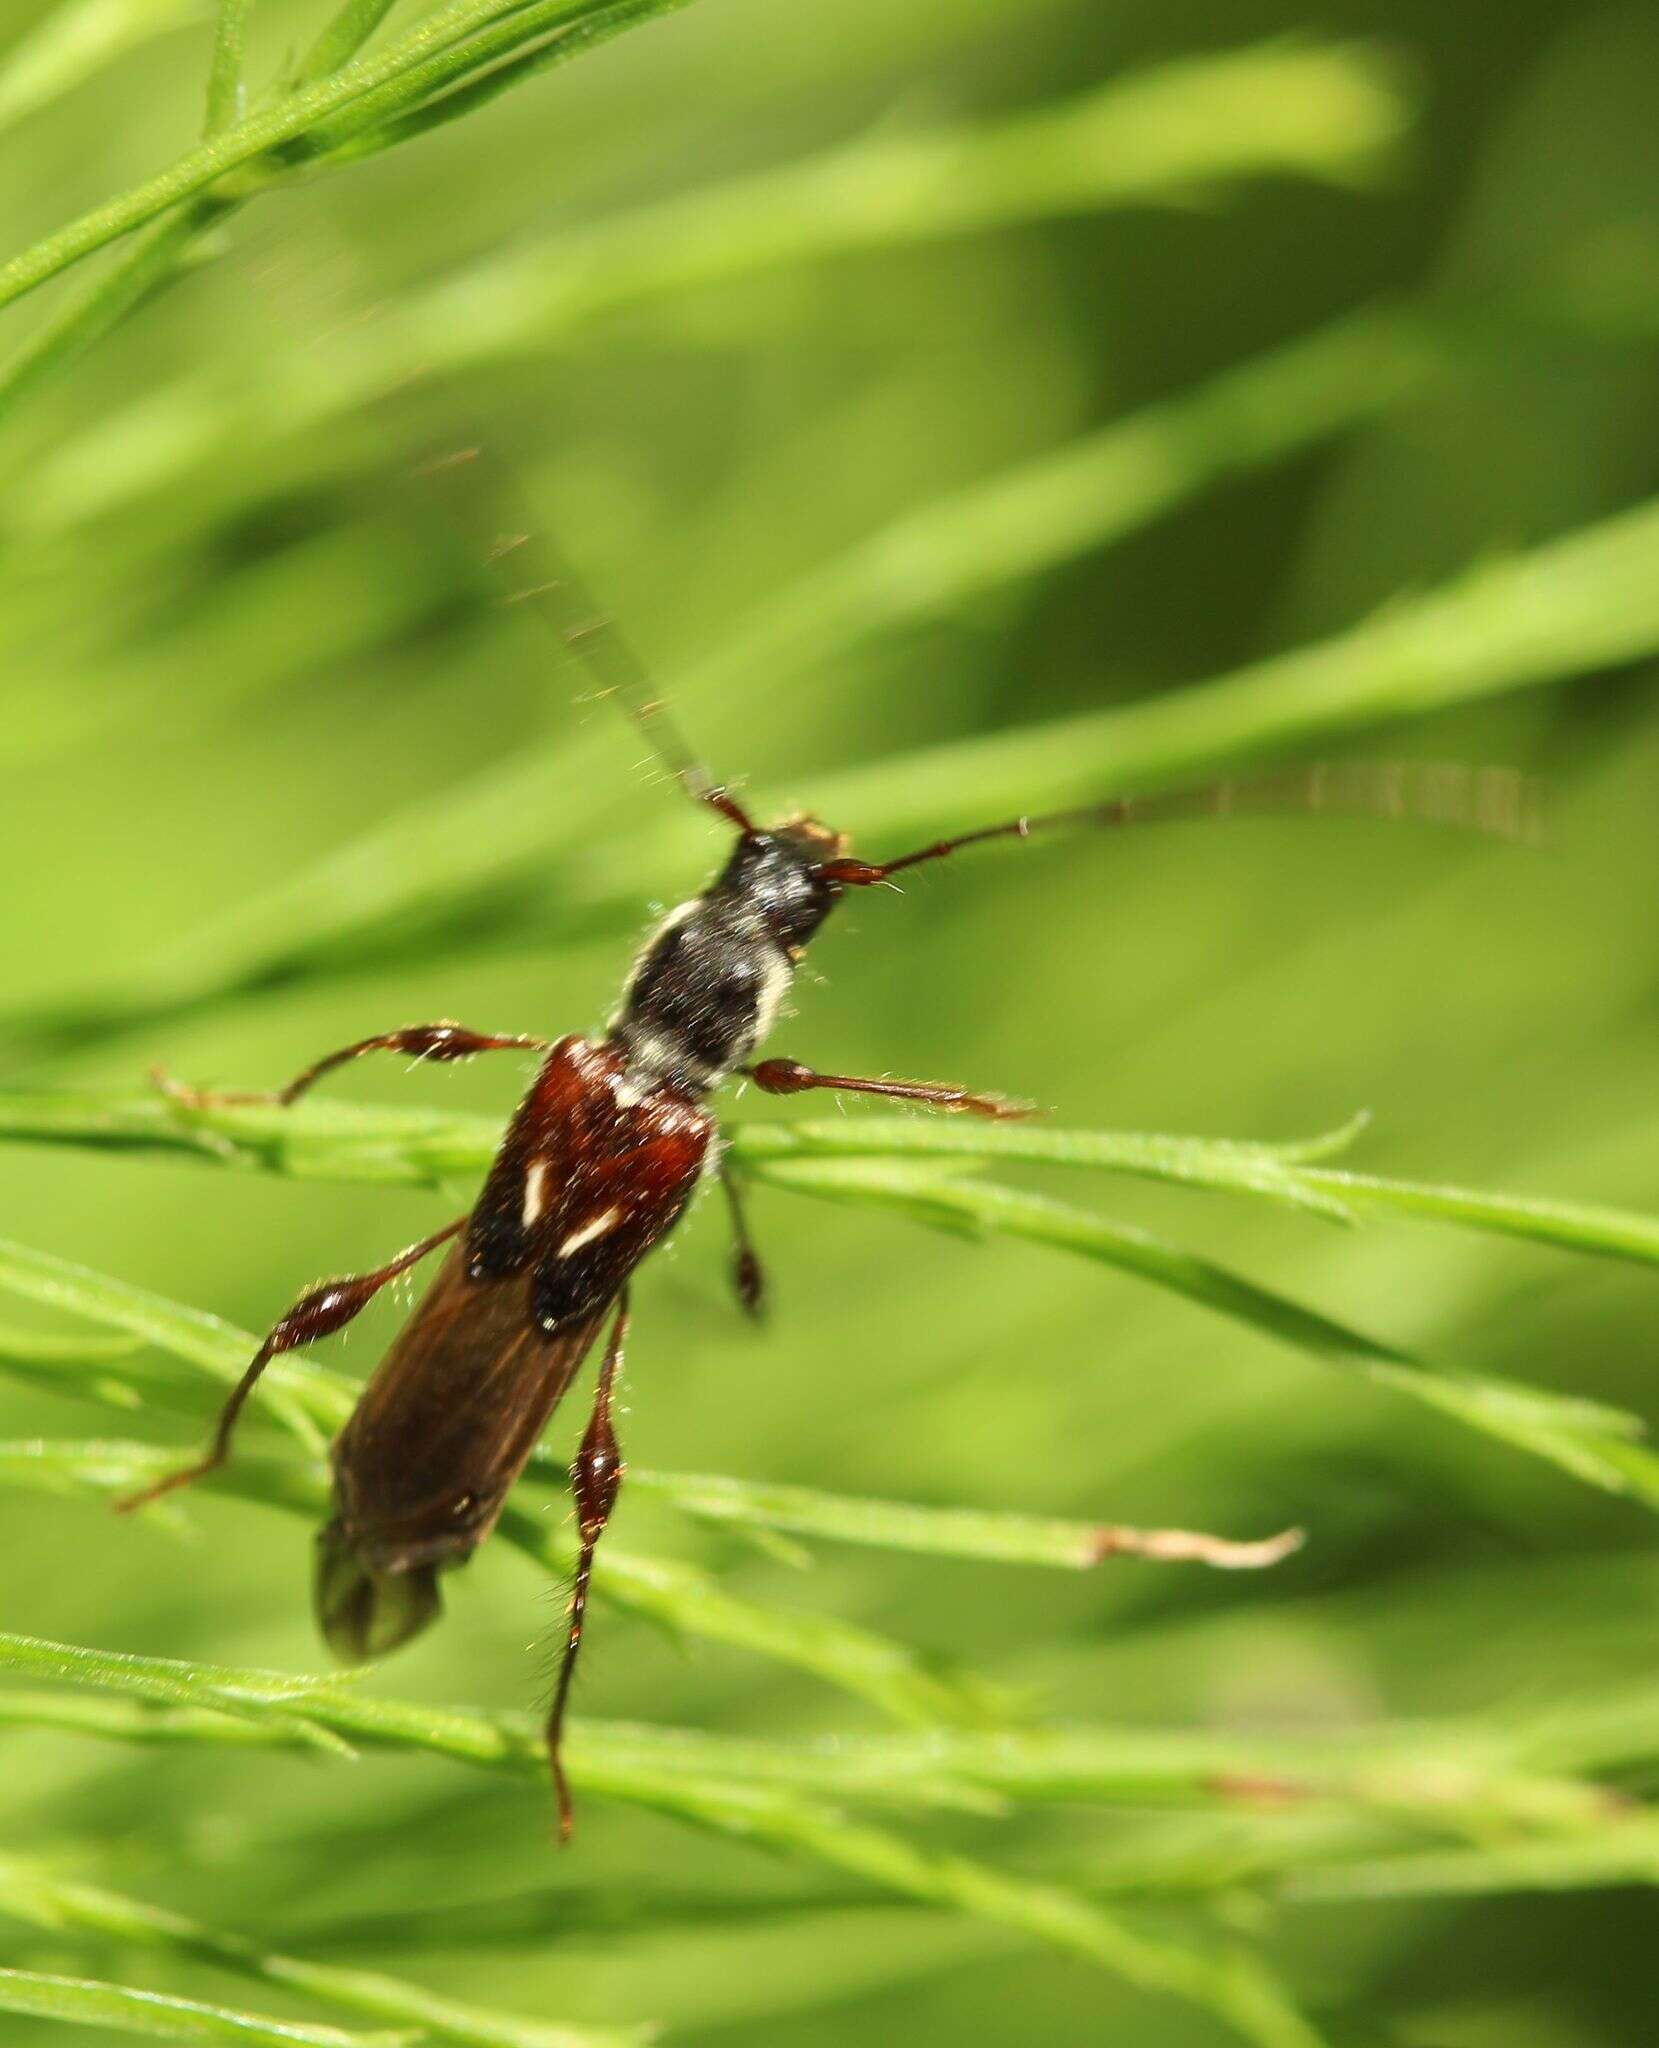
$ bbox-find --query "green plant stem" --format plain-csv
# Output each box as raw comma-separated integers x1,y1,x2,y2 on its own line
203,0,254,133
0,1632,1322,2048
0,0,673,313
0,0,409,425
4,1088,1657,1277
0,1855,634,2048
0,1968,391,2046
743,1158,1659,1508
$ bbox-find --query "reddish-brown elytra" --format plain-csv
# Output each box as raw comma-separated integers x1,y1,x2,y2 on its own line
118,450,1539,1838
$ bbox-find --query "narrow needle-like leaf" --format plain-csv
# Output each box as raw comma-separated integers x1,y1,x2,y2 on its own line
0,1965,400,2045
0,1854,638,2048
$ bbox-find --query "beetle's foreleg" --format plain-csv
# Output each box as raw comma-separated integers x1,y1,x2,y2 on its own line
154,1023,551,1110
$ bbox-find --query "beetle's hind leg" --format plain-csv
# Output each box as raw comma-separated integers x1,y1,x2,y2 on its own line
547,1290,630,1843
114,1216,467,1513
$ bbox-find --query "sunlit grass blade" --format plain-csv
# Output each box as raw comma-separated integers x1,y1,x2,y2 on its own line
632,1468,1303,1571
497,1504,1005,1729
0,1855,639,2048
744,1158,1659,1508
0,1967,404,2045
0,0,694,314
9,1088,1659,1280
1286,1821,1659,1902
0,1659,1627,1836
0,0,418,425
0,1087,501,1187
0,1323,158,1412
0,1423,998,1730
0,1632,1320,2048
0,0,199,139
17,468,1659,1058
22,44,1417,525
0,1233,344,1448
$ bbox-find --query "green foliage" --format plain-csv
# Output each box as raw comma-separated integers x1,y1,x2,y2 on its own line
2,1,1658,2045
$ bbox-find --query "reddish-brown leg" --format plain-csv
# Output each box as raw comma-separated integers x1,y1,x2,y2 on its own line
114,1217,467,1513
155,1023,551,1110
548,1291,629,1843
719,1163,765,1316
746,1058,1031,1120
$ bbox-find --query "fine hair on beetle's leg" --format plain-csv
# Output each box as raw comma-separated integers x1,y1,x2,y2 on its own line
746,1058,1032,1120
547,1288,630,1843
113,1217,468,1513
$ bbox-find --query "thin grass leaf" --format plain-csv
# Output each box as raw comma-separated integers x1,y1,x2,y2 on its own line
497,1504,1005,1729
0,0,694,312
13,1088,1657,1280
1290,1167,1659,1266
0,310,1439,1046
0,1633,1320,2048
18,465,1659,1058
0,1855,639,2048
0,0,200,139
297,0,403,82
202,0,254,135
22,44,1418,519
0,1966,401,2045
0,1410,998,1732
1285,1821,1659,1901
0,0,422,424
0,1688,343,1754
632,1468,1303,1571
745,1158,1659,1509
0,1665,1625,1837
0,1234,344,1449
0,1324,158,1413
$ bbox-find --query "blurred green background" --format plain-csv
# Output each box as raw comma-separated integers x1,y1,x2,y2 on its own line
1,0,1658,2043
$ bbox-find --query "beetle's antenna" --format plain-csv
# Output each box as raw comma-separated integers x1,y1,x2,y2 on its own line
418,447,756,835
820,760,1544,885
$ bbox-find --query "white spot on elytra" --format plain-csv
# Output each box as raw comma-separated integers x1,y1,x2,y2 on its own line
521,1161,548,1228
559,1207,621,1256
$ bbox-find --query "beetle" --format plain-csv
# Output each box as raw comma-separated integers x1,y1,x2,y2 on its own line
118,451,1535,1836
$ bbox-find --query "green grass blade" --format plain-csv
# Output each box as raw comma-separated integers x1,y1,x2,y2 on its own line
496,1504,1004,1728
18,46,1416,530
18,462,1659,1056
0,1418,998,1730
0,0,199,138
745,1158,1659,1508
0,0,690,313
0,1233,344,1448
202,0,254,134
1286,1820,1659,1901
0,1632,1320,2048
0,0,417,425
0,1855,637,2048
0,1664,1623,1836
0,1967,402,2045
8,1090,1659,1281
1292,1167,1659,1265
632,1467,1303,1571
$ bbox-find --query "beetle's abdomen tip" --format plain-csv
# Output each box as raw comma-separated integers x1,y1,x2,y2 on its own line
314,1520,442,1661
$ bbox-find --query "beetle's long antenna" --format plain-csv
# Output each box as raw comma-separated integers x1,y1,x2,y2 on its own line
820,761,1543,885
418,447,755,835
